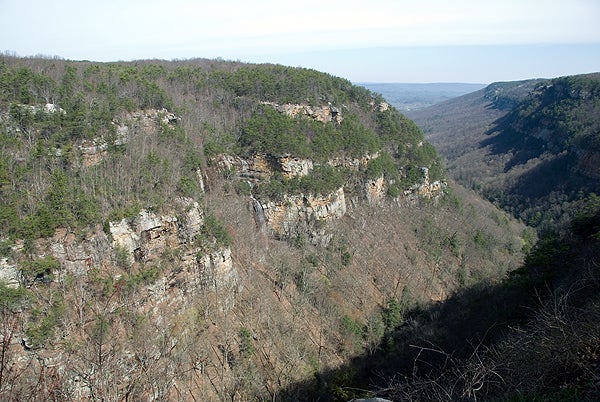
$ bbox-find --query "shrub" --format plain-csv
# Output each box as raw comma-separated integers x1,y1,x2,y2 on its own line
341,249,352,267
234,180,252,196
21,256,60,283
0,239,12,257
114,245,131,269
240,106,310,157
239,327,254,358
177,174,201,198
366,151,398,180
305,254,319,267
0,282,29,311
387,184,400,198
339,114,380,157
382,298,403,331
298,165,345,196
340,315,363,338
202,214,232,247
25,295,64,348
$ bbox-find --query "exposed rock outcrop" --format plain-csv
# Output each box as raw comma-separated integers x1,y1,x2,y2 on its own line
404,167,447,199
49,227,112,276
79,108,180,167
123,108,180,129
12,103,66,116
215,149,445,244
78,124,128,167
197,247,239,311
279,154,314,178
109,198,203,265
216,154,273,181
147,245,239,313
30,196,238,312
176,197,204,242
369,100,390,113
216,153,314,181
365,176,386,205
328,152,380,171
0,257,19,288
257,187,347,246
9,227,112,283
262,101,343,124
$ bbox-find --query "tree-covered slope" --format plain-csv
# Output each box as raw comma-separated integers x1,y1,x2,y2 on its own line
406,79,543,166
409,74,600,232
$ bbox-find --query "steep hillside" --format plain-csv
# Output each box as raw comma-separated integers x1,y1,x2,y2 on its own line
409,74,600,231
339,192,600,402
0,55,528,401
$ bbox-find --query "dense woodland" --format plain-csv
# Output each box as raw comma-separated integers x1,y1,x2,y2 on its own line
0,54,598,401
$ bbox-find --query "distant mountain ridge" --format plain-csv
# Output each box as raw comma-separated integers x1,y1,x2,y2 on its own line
360,82,486,111
408,73,600,230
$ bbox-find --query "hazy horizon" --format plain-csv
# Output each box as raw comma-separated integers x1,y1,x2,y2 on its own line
2,0,600,84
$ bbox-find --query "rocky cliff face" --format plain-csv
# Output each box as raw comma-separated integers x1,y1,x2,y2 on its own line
0,104,236,316
214,149,445,245
213,98,444,245
365,176,386,205
279,155,314,178
79,108,180,167
261,101,343,125
412,167,447,198
109,209,180,265
9,195,238,313
216,153,314,181
106,198,238,310
257,186,347,246
0,256,19,287
328,152,380,171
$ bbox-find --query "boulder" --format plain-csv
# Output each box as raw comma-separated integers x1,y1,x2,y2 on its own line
279,155,313,178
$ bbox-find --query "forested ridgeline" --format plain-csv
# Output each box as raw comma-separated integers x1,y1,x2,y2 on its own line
0,55,442,241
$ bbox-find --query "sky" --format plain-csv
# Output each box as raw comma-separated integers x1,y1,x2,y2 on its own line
1,0,599,83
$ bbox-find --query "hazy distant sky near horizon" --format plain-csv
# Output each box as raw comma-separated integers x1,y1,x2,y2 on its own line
1,0,599,83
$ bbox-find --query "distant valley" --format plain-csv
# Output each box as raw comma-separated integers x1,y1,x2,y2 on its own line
359,82,486,111
408,74,600,231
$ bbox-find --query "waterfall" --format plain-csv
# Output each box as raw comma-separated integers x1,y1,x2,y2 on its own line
252,197,267,234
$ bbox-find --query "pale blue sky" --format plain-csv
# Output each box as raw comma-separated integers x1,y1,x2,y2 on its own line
1,0,599,83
